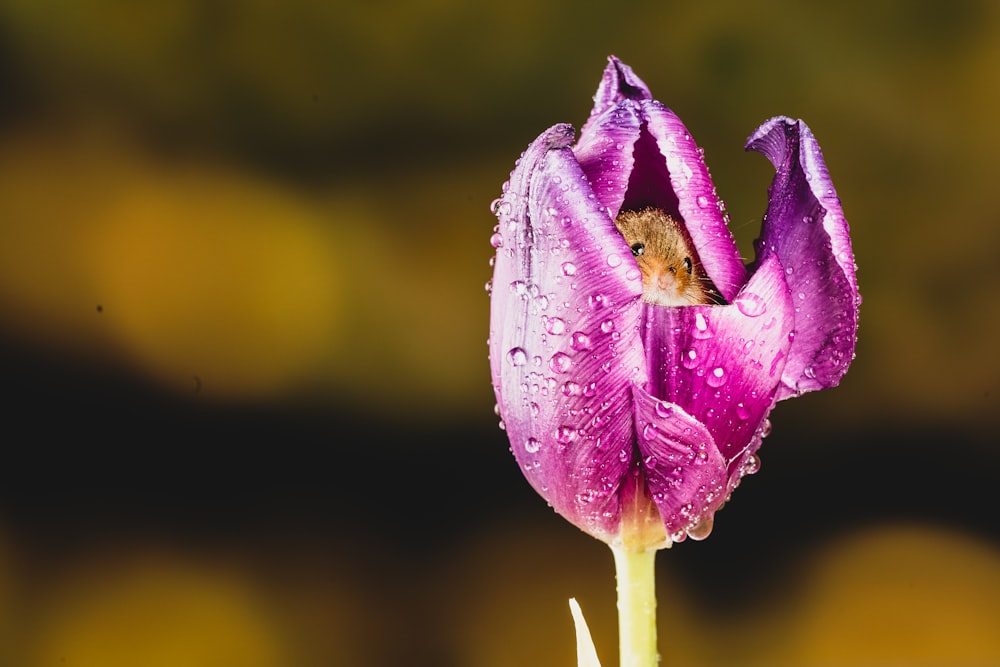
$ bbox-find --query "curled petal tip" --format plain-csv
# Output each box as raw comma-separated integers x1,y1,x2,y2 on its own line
746,116,859,399
587,56,652,126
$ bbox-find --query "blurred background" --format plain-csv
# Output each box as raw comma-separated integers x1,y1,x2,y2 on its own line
0,0,998,665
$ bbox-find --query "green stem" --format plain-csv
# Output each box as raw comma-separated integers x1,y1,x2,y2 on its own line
611,544,659,667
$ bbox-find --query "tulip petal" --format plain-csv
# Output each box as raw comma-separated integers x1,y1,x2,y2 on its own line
630,385,728,538
582,56,652,136
746,117,859,400
489,123,649,542
640,254,795,483
573,101,642,220
630,101,748,302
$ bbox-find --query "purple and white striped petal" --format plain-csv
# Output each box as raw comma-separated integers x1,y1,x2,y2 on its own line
574,100,642,219
581,56,652,137
636,101,747,302
746,117,859,400
489,123,648,541
630,386,728,539
640,254,794,487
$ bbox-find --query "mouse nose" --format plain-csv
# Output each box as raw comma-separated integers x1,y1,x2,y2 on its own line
656,270,677,292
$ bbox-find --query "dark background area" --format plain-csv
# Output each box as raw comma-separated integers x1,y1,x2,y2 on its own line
0,1,998,665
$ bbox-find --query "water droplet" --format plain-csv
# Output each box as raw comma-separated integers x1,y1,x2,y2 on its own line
561,261,577,276
759,419,772,438
525,437,540,453
618,449,630,463
681,349,699,369
546,317,567,335
654,401,673,418
556,426,577,444
706,367,726,388
642,424,659,441
687,514,714,541
549,352,573,374
484,280,493,294
626,268,641,281
743,454,760,476
507,347,527,366
735,402,751,420
489,232,503,248
588,294,605,311
607,253,622,268
735,292,766,317
562,381,580,396
600,319,615,334
570,332,593,351
692,312,712,339
696,195,710,208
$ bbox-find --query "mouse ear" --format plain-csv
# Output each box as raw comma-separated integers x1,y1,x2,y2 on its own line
746,117,859,400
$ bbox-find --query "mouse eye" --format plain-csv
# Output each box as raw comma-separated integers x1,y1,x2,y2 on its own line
683,257,693,273
630,243,645,256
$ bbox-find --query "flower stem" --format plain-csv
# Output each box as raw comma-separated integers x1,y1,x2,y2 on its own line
611,544,659,667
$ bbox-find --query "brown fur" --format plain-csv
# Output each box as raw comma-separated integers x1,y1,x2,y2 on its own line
613,208,714,306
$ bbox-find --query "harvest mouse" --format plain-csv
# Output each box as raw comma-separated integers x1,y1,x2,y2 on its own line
613,208,715,306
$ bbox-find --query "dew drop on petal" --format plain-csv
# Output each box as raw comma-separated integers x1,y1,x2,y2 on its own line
607,253,622,268
507,347,527,366
743,454,761,476
692,312,712,339
736,402,751,420
681,349,699,369
687,514,714,541
642,423,659,441
696,195,710,208
735,292,766,318
556,426,577,444
489,232,503,248
654,401,673,418
546,317,567,335
525,437,541,453
569,332,593,351
706,367,726,388
562,381,580,396
561,261,577,276
549,352,573,374
600,319,615,334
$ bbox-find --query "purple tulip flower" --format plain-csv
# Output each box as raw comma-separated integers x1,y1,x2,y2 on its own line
488,57,858,548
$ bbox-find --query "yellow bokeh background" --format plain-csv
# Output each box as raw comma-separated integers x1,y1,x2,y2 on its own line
0,0,997,665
